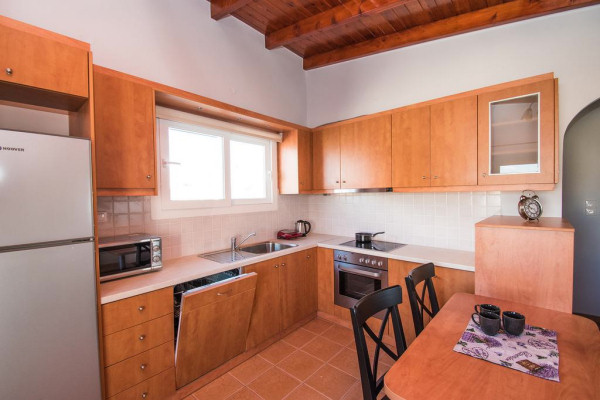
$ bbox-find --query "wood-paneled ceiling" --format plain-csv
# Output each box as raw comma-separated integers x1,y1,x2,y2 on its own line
208,0,599,69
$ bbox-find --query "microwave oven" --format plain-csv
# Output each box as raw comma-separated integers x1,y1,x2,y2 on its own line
98,234,162,282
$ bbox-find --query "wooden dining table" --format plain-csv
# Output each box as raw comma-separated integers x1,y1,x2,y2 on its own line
384,292,600,399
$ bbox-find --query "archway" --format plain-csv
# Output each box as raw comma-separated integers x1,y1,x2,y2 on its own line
563,98,600,318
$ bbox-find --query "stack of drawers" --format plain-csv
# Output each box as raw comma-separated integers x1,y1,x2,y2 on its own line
101,287,175,399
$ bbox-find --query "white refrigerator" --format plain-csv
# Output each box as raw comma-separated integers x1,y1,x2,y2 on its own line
0,129,102,399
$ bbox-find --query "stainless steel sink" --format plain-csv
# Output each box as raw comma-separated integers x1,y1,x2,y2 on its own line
200,250,258,264
240,242,298,254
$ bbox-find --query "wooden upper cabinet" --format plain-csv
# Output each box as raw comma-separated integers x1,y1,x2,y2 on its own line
312,126,341,190
278,129,312,194
430,96,478,187
0,22,88,98
341,115,392,189
391,106,431,188
94,67,157,196
477,79,556,185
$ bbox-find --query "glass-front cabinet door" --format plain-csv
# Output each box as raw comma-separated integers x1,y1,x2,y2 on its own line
477,78,556,185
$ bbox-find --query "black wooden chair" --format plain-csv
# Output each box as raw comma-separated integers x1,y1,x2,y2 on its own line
405,262,440,337
350,285,407,400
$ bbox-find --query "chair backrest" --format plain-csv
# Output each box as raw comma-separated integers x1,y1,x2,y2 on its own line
350,285,407,400
405,262,440,337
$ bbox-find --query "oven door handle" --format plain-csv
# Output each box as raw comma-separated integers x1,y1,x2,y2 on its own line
338,266,382,279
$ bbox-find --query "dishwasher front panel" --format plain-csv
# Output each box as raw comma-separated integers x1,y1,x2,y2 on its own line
174,272,257,388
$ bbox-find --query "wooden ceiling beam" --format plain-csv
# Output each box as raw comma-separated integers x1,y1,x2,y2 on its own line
210,0,253,21
266,0,413,50
303,0,600,69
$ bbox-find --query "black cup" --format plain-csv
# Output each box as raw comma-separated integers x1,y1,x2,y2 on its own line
474,303,501,315
471,311,501,336
502,311,526,336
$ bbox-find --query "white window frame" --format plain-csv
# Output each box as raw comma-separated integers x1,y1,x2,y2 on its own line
151,115,278,220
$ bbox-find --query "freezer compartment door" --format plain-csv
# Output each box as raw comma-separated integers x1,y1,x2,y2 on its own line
0,130,93,247
0,242,101,400
175,272,257,388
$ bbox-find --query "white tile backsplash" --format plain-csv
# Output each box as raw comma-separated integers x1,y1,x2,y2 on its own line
305,191,502,251
98,195,309,260
97,191,501,257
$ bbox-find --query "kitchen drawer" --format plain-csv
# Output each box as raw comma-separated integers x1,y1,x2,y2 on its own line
107,367,175,400
104,314,174,366
102,288,172,335
105,341,174,397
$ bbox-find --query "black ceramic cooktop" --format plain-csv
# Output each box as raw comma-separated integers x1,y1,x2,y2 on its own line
339,240,405,252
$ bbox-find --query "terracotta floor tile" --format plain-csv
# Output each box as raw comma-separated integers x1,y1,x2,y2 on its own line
329,348,360,379
303,318,334,335
305,364,358,400
248,367,300,400
260,340,296,364
302,336,344,362
225,387,263,400
229,355,273,385
323,324,356,346
283,327,317,348
192,373,243,400
340,382,363,400
365,340,398,367
285,384,329,400
277,350,322,381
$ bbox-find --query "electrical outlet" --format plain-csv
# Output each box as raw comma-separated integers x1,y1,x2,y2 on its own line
98,211,108,223
585,200,597,216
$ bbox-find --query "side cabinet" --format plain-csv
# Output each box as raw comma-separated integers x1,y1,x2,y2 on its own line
101,288,175,399
278,128,312,194
93,66,157,196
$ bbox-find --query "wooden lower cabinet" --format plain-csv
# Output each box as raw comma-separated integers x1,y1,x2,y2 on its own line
246,249,318,349
105,342,174,398
317,247,335,315
388,259,474,346
281,248,318,330
108,368,175,400
101,288,175,399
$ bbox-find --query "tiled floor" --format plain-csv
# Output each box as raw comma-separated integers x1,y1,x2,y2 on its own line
186,317,393,400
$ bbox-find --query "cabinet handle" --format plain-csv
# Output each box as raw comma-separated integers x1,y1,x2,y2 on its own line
140,364,147,370
274,264,279,268
141,393,148,399
217,290,232,296
342,180,347,183
138,306,145,311
139,335,146,341
482,172,487,178
421,176,427,180
281,263,286,267
335,180,340,183
433,175,439,179
146,174,152,180
306,255,311,259
5,67,13,76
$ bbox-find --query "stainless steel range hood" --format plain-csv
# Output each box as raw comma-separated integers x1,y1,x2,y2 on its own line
332,187,393,194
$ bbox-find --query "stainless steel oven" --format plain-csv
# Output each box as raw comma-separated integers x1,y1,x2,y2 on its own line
334,250,388,316
99,234,162,282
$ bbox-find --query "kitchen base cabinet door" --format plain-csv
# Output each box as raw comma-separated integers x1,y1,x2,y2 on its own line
281,249,317,330
108,368,175,400
245,259,283,349
175,273,257,388
317,248,335,315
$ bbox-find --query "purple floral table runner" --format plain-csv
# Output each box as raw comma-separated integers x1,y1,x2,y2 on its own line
453,320,560,382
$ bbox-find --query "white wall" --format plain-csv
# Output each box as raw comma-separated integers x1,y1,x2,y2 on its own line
306,6,600,218
0,0,307,126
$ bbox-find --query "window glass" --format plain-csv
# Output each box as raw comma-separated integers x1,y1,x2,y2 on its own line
230,139,267,200
168,127,224,201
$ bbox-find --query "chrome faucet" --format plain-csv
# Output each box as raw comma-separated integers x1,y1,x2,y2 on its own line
231,232,256,252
